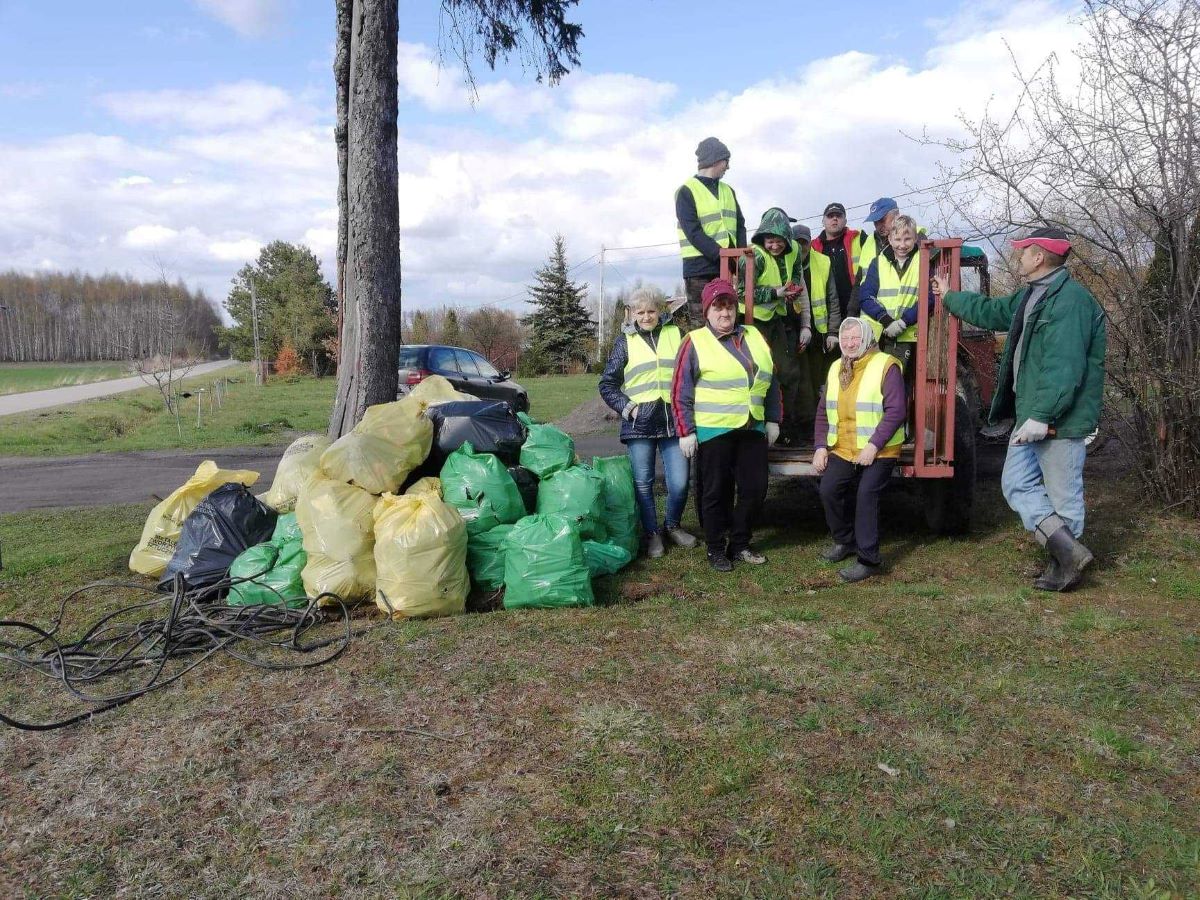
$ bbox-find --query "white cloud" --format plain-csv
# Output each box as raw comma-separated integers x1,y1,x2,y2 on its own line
191,0,284,38
0,0,1083,315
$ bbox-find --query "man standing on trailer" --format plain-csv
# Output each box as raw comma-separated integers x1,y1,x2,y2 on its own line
933,227,1106,592
675,137,747,327
811,202,858,325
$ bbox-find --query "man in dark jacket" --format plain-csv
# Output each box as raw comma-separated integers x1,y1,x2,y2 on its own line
934,227,1107,591
811,202,858,322
675,137,747,327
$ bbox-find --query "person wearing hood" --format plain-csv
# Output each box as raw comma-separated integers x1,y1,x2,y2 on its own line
812,317,907,583
672,278,781,572
675,137,747,326
598,288,699,559
740,206,809,443
792,222,843,430
933,228,1106,592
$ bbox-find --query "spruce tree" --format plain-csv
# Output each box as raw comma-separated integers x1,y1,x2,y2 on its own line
442,308,462,347
523,234,595,374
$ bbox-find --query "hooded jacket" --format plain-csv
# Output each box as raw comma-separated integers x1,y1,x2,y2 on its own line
943,269,1106,437
598,319,679,442
741,207,811,329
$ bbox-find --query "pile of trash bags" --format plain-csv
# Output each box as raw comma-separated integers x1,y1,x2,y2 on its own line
127,375,640,617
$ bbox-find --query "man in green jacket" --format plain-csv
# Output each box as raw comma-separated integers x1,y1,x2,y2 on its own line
933,228,1106,591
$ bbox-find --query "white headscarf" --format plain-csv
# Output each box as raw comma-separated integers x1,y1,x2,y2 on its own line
838,317,878,388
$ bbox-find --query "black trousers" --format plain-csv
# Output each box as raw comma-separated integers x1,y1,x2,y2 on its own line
677,275,713,329
696,429,769,556
818,453,896,566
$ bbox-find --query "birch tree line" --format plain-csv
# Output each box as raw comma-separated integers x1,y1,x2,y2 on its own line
0,271,220,362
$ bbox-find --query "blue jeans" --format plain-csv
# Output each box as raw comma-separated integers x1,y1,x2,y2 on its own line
1001,438,1087,537
626,437,689,534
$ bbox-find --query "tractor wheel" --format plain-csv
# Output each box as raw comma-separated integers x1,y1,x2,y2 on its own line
921,394,976,535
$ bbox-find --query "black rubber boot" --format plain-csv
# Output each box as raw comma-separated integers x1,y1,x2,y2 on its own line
838,561,879,583
1034,558,1062,591
820,542,856,563
1038,525,1094,592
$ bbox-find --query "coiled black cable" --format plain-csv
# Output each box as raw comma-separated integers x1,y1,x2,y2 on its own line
0,573,373,731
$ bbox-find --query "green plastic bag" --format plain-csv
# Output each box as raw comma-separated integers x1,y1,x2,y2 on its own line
592,455,641,558
228,535,309,608
467,523,514,592
272,512,303,544
502,514,594,609
535,464,608,541
440,442,526,536
517,412,575,478
582,540,633,577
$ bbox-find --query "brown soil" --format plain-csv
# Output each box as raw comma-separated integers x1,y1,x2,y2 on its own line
555,396,621,436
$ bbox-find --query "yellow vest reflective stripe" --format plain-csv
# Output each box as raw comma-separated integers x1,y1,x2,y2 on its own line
738,244,797,321
623,325,681,404
865,255,921,342
824,352,903,449
677,178,739,259
690,325,774,429
800,250,833,334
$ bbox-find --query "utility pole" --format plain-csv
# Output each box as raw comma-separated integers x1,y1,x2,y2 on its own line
597,244,606,362
250,279,264,386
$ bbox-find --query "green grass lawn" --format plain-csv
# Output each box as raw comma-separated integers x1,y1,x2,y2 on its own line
1,469,1197,897
0,369,594,457
0,361,132,395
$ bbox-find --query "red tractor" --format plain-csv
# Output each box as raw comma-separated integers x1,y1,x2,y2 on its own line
721,239,998,535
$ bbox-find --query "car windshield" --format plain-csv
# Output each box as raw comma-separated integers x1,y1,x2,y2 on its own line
472,353,500,377
398,347,423,368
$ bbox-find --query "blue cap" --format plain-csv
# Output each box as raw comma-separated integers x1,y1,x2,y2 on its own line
865,197,898,223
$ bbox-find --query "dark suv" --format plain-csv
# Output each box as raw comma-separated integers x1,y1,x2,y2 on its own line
398,344,529,412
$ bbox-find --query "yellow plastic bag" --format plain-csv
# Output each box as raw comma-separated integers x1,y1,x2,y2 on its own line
261,434,331,512
373,492,468,619
295,472,377,603
408,374,473,406
319,396,433,495
405,477,442,498
129,461,259,577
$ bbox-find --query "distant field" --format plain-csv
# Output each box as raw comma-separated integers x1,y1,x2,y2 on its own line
0,362,131,395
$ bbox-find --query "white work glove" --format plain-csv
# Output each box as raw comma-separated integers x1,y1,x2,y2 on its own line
1010,419,1049,444
774,286,789,298
622,402,639,421
853,442,879,466
679,433,698,459
825,334,839,352
883,319,907,340
766,422,780,446
812,447,829,474
797,327,812,351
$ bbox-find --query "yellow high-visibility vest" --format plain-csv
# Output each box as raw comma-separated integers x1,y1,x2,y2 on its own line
623,324,682,404
677,178,738,260
855,226,926,281
690,325,774,430
739,244,797,322
798,250,833,334
824,352,903,449
865,254,922,342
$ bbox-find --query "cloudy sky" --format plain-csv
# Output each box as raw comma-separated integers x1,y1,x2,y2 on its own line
0,0,1081,316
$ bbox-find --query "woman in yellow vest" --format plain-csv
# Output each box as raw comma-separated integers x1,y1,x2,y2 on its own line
812,317,906,582
672,279,781,573
599,289,698,559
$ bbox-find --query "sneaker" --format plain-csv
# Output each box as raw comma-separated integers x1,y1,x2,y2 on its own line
733,548,767,565
820,542,856,563
646,532,665,559
707,552,733,572
838,561,879,583
664,526,698,549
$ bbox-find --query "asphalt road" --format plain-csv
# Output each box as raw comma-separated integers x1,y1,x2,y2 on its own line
0,432,628,514
0,359,240,417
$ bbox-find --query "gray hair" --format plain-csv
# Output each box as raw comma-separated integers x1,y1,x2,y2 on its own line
627,288,664,312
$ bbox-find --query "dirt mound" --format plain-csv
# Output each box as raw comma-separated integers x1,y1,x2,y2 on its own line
555,396,621,436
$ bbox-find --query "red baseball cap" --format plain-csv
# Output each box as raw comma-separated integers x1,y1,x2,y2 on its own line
1011,226,1072,257
701,278,737,315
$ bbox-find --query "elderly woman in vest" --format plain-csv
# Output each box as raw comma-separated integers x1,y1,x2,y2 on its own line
813,317,906,583
599,288,698,558
673,278,781,572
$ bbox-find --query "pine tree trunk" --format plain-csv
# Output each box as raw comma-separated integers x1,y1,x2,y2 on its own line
329,0,401,439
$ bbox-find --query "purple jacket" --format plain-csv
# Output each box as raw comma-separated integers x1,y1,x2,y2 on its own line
814,356,906,451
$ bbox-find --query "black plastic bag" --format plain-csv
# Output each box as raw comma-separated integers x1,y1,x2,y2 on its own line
157,483,278,593
507,465,539,514
425,400,528,471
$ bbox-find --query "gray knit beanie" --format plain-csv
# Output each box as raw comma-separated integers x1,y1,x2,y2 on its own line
696,136,731,168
